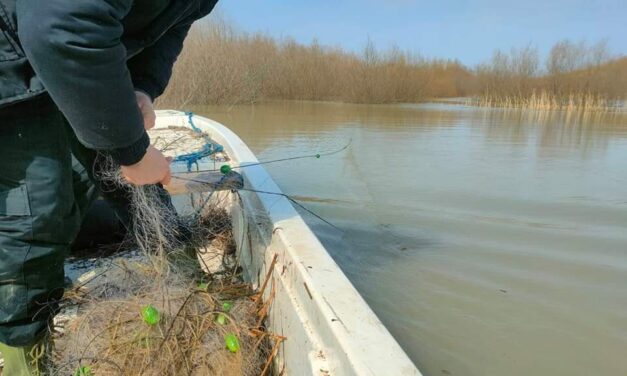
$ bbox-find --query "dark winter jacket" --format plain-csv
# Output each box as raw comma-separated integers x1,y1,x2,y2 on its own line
0,0,218,165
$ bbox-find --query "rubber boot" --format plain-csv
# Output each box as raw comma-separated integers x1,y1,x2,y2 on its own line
0,338,47,376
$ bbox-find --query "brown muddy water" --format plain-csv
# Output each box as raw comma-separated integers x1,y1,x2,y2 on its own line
190,101,627,376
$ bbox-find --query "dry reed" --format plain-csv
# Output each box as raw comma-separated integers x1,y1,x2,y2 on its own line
156,16,626,112
157,17,472,107
471,90,622,112
474,41,627,111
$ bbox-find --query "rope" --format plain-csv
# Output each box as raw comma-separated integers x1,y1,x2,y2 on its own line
170,173,340,231
185,111,201,133
172,112,224,171
28,338,47,376
170,139,351,230
176,139,352,174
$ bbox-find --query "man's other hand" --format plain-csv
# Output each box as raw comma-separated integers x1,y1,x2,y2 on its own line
121,145,172,186
135,90,156,130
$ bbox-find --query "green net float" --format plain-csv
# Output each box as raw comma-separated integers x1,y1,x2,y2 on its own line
141,305,161,326
216,313,227,325
74,366,92,376
315,154,321,158
224,333,240,353
220,164,232,174
222,301,234,312
197,282,208,290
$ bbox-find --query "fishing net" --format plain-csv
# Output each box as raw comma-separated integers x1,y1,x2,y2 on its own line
151,122,228,171
50,126,283,376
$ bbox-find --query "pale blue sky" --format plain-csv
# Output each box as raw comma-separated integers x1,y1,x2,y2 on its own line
214,0,626,66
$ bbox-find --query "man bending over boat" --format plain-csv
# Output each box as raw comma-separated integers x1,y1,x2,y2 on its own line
0,0,218,373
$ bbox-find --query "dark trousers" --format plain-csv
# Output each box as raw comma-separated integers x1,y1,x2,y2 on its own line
0,96,113,346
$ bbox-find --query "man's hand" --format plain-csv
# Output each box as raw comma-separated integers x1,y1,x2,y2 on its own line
121,145,171,186
135,90,156,130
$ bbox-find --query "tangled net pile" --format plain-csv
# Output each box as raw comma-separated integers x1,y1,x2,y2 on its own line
50,128,282,375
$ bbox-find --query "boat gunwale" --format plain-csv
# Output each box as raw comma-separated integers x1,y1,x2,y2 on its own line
155,110,421,376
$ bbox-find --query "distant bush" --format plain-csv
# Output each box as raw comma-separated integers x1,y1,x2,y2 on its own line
158,18,626,111
158,18,472,107
474,40,627,110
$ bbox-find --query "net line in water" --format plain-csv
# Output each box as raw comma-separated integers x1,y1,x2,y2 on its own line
167,131,351,231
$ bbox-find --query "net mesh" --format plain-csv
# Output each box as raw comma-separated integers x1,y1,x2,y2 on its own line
51,127,282,376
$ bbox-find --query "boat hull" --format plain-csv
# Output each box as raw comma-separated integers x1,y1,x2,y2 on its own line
156,110,421,376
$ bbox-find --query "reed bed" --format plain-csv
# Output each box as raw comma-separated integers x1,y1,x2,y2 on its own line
157,16,626,112
157,18,472,107
471,90,622,112
474,42,627,112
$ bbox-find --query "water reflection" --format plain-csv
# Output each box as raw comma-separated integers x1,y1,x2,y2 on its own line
477,107,627,154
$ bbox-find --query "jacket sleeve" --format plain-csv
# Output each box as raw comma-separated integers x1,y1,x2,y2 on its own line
128,0,219,100
17,0,149,166
128,22,192,101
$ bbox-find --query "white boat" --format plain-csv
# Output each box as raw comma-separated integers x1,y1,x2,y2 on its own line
156,110,421,376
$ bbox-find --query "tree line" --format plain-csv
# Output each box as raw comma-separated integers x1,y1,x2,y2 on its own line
158,18,626,111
